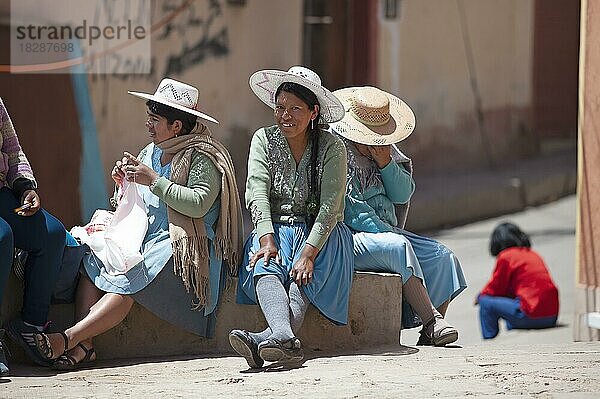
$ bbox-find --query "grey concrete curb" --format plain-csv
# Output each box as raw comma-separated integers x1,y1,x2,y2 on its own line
406,150,577,232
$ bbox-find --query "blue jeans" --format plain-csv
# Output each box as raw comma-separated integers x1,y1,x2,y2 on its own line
0,187,66,325
478,295,557,339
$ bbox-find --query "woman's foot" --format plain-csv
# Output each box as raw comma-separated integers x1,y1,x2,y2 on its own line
34,331,69,361
419,317,459,347
258,337,303,364
52,343,96,371
0,336,9,377
229,330,264,369
7,318,53,366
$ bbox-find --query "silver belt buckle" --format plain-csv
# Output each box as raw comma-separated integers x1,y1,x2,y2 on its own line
283,215,296,225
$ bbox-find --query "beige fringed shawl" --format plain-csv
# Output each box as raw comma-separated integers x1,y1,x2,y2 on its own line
157,123,243,308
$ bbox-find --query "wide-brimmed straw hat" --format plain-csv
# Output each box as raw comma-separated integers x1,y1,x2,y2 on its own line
331,86,415,145
128,78,219,124
249,66,345,123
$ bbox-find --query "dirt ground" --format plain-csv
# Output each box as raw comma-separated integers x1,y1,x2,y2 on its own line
2,342,599,398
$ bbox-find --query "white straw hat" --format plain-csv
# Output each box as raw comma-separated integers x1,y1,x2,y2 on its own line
331,86,415,145
128,78,219,124
249,66,345,123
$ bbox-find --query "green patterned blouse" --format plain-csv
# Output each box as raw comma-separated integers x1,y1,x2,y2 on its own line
246,125,347,250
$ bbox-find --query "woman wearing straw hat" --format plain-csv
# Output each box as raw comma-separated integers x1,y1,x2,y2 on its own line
331,86,467,346
31,78,243,370
230,66,353,368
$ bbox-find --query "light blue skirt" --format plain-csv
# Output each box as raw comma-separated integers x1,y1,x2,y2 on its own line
353,228,467,329
237,222,354,325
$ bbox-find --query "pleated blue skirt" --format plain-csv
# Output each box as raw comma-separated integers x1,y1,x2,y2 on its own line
237,222,354,325
353,228,467,329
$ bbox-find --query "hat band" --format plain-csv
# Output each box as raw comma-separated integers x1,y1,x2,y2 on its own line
349,108,390,127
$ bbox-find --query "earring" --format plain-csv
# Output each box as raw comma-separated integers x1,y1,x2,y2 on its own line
311,119,314,130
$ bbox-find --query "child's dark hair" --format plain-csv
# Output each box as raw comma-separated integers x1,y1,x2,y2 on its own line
489,222,531,256
275,82,321,228
146,100,198,135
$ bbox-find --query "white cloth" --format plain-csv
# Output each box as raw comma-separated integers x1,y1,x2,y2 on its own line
71,180,148,275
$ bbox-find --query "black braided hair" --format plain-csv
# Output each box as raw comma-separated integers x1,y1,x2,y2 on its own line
275,82,321,229
146,100,198,135
489,222,532,256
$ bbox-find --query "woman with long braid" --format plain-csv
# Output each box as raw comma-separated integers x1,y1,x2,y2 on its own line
230,66,353,368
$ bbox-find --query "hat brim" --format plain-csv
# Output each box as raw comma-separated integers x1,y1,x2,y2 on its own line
127,91,219,124
249,69,345,123
331,87,415,145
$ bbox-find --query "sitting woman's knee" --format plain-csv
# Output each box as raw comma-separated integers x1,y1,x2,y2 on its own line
0,218,14,251
44,211,67,244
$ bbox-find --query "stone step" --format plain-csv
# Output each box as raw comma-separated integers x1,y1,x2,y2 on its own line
2,272,402,362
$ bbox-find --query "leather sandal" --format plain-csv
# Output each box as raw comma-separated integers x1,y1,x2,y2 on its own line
34,331,68,361
258,337,303,364
420,317,459,347
52,343,96,371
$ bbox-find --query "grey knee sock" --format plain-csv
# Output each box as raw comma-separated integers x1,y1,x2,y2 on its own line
255,275,294,342
249,282,308,342
289,282,309,334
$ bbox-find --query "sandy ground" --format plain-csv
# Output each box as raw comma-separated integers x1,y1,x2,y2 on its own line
2,342,599,398
3,196,600,398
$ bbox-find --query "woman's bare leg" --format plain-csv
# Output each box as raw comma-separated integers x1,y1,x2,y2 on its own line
40,278,134,360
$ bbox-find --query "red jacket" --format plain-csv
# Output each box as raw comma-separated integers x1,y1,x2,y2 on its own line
480,247,559,318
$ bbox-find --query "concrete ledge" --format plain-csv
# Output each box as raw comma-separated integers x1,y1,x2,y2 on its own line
2,271,402,362
407,151,577,232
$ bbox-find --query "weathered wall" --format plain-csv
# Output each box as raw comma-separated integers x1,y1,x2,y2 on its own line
377,0,536,173
88,0,303,199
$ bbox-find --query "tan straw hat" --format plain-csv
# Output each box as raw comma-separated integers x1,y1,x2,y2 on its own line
128,78,219,124
249,66,345,123
331,86,415,145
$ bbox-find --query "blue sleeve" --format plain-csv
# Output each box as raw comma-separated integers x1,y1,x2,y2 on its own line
379,161,415,204
344,179,394,233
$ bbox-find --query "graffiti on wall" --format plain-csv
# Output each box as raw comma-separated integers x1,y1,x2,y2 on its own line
158,0,229,76
91,0,230,116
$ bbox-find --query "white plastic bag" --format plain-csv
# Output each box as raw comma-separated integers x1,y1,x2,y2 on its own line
71,180,148,275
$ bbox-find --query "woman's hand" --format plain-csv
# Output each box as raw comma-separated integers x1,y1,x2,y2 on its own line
249,234,280,268
17,189,41,216
290,244,318,286
111,157,127,186
121,152,159,186
367,145,392,169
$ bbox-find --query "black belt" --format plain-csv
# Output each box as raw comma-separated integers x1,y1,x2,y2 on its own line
272,215,306,224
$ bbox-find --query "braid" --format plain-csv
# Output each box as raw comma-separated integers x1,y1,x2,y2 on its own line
274,82,322,228
307,121,320,229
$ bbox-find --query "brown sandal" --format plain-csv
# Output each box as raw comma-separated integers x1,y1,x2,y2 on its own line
52,343,96,371
34,331,68,361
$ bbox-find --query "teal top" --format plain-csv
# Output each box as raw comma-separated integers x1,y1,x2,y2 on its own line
245,126,347,250
343,140,415,233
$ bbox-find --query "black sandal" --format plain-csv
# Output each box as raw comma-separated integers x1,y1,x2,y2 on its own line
52,343,96,371
258,337,303,364
34,331,68,361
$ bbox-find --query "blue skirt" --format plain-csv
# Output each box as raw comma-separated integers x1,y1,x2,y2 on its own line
237,222,354,325
353,228,467,329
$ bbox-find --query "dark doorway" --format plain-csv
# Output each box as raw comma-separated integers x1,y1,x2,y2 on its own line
532,0,580,138
0,24,83,227
303,0,378,91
